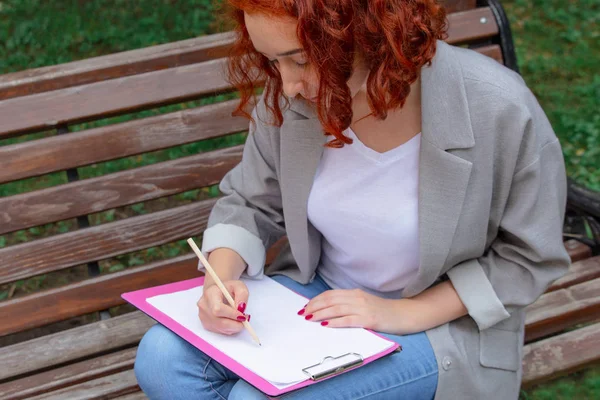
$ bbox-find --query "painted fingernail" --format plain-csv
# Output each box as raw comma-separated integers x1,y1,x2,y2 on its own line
237,302,247,313
247,314,251,322
237,316,246,321
297,308,305,316
305,314,313,320
321,321,329,326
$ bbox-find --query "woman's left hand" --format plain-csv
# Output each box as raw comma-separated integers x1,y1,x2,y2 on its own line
300,288,418,335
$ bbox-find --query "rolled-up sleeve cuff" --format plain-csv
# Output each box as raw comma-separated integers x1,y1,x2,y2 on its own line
200,223,266,279
446,258,510,330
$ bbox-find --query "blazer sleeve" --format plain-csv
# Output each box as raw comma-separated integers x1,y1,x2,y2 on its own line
200,96,286,278
446,91,571,331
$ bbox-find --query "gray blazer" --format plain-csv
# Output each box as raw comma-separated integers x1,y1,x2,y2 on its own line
200,41,571,399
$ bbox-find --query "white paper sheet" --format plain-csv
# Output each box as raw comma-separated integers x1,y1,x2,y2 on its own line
146,277,394,386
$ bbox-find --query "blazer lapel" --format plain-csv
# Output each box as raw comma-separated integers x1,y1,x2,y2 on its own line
403,41,475,297
279,100,326,275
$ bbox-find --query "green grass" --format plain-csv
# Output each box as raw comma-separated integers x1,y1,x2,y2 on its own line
0,0,599,395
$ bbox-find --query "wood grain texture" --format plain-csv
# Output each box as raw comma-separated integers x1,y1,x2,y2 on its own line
0,312,154,381
564,239,593,263
442,0,477,13
0,99,248,185
525,277,600,342
522,322,600,387
27,369,139,400
114,392,147,400
0,348,136,400
547,256,600,292
473,44,503,64
446,7,498,44
0,146,242,235
0,255,199,337
0,198,217,285
0,58,231,138
0,33,234,101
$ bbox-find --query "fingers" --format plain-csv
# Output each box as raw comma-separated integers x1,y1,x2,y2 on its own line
226,280,249,314
197,281,250,335
300,289,372,328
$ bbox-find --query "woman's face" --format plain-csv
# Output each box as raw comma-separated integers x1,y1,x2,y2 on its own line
244,12,368,103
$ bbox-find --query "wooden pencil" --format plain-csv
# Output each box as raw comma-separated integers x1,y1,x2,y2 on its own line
187,238,262,346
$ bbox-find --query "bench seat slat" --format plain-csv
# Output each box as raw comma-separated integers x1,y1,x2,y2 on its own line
27,369,139,400
525,273,600,342
0,312,154,381
0,198,216,285
0,146,242,235
0,59,231,139
522,322,600,387
547,256,600,292
0,348,136,400
0,100,247,185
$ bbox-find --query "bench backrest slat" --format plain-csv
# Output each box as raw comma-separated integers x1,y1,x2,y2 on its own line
0,255,197,337
0,100,246,185
0,147,242,236
0,59,231,138
0,32,235,102
0,199,216,285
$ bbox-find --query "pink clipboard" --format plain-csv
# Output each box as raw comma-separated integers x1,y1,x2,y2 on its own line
122,276,400,397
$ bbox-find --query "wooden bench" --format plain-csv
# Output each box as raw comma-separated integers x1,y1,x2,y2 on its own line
0,0,598,398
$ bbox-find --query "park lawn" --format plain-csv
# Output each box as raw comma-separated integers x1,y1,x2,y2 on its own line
0,0,598,397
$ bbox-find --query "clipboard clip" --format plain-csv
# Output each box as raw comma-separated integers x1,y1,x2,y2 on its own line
302,353,364,381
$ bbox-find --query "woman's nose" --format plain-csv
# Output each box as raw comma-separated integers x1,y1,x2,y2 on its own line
280,67,304,98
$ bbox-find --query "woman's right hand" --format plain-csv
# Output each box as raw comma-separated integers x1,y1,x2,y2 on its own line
197,280,250,335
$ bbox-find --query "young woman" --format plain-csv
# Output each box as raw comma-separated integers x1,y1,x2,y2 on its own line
134,1,571,399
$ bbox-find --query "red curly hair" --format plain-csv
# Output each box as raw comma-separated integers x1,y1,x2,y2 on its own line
225,0,448,147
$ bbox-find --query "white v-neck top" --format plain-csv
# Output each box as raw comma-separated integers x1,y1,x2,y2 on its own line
307,128,421,299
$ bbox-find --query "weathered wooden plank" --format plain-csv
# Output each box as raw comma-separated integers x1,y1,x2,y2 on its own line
0,312,154,381
114,392,147,400
547,256,600,292
0,348,136,400
0,58,231,138
522,323,600,387
446,7,498,45
564,239,593,263
473,44,503,64
0,146,242,235
442,0,477,13
0,256,199,337
0,99,248,185
525,277,600,342
0,198,217,285
0,33,234,101
27,369,139,400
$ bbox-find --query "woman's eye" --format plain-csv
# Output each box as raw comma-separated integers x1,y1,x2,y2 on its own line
268,59,279,66
295,61,307,68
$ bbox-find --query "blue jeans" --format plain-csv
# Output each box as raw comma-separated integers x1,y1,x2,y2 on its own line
134,274,438,399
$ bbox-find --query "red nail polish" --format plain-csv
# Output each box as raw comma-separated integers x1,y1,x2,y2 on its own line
321,321,329,326
297,308,305,316
305,314,313,320
237,316,246,321
237,302,247,313
247,314,251,322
